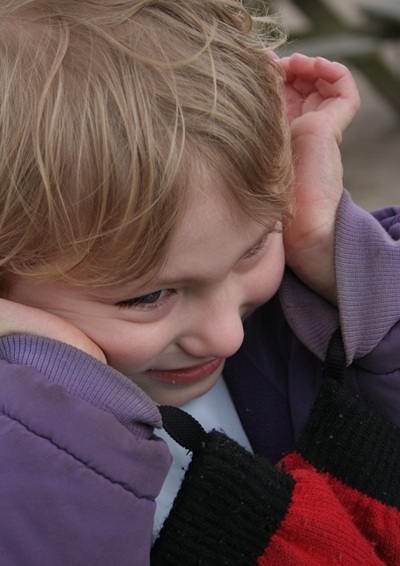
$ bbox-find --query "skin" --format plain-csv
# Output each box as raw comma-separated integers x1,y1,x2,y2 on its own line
281,54,360,301
0,54,361,406
5,182,285,406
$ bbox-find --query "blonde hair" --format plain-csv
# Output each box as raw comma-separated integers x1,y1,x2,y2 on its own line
0,0,293,287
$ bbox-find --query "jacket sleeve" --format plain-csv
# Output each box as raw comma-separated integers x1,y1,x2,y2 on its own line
280,190,400,426
0,336,171,566
280,190,400,363
152,357,400,565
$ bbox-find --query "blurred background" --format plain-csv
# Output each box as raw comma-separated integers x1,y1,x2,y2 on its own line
245,0,400,211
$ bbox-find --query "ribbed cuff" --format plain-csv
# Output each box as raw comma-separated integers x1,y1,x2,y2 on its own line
151,430,294,566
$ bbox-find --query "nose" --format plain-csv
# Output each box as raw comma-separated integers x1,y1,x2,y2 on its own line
177,290,245,359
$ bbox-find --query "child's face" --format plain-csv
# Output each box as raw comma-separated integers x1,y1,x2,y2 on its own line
6,181,285,406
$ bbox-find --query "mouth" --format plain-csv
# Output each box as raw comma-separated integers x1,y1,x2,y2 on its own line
146,358,224,385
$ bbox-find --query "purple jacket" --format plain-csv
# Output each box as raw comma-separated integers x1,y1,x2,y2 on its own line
1,191,399,565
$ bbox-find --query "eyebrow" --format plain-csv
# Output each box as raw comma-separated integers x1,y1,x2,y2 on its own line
89,227,273,301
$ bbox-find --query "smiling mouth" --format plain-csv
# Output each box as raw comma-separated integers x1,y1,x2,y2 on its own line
146,358,224,385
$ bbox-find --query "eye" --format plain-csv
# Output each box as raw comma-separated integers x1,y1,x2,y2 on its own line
241,233,270,261
116,289,172,310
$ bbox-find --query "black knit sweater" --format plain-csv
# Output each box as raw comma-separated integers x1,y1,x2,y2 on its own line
152,330,400,565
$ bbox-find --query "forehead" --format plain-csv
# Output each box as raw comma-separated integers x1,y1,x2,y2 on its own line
155,179,271,285
174,186,255,246
88,171,279,299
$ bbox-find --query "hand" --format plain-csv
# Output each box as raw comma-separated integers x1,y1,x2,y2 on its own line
0,298,107,363
279,54,360,302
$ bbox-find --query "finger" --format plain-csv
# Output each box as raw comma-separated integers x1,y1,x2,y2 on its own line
281,54,335,90
315,59,361,110
283,53,321,82
277,56,299,83
283,53,355,93
314,71,361,132
289,76,319,97
314,57,354,86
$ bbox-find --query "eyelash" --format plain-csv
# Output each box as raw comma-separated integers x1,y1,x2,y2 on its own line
116,289,173,311
241,233,269,260
116,234,270,310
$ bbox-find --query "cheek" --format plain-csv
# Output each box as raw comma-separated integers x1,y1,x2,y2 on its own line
268,241,285,294
87,322,170,375
251,235,285,303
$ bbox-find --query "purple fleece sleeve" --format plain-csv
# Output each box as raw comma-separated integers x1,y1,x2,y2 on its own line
280,191,400,428
280,190,400,365
0,334,162,436
0,336,171,565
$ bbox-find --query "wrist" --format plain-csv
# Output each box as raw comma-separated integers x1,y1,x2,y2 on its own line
284,221,337,304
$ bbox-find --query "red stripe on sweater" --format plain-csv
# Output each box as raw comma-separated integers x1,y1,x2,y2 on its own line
258,452,400,565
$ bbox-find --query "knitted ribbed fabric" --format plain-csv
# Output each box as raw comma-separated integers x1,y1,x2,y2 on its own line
151,331,400,565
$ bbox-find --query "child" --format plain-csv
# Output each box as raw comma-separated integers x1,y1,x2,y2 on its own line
0,0,399,564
